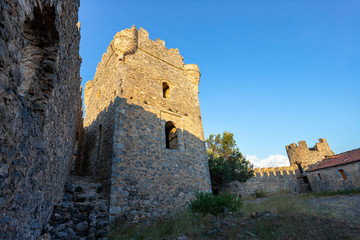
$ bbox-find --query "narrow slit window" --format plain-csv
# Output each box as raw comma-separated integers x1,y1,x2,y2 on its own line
162,82,170,98
296,163,303,174
165,121,178,150
317,173,322,181
338,169,348,180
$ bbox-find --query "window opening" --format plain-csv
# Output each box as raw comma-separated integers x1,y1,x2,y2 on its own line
296,163,303,174
338,169,348,180
317,173,322,181
165,121,178,150
162,82,170,98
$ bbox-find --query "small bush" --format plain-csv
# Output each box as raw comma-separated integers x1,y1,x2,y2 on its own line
253,189,268,198
75,186,83,192
189,192,242,216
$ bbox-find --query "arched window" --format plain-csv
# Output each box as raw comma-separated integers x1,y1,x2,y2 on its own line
162,82,170,98
165,121,178,150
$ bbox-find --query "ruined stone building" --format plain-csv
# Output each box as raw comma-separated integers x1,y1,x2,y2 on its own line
0,0,81,239
286,138,334,172
224,138,335,197
82,26,212,222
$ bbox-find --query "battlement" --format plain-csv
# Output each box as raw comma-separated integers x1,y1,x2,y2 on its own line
286,138,334,168
110,26,199,71
91,26,201,89
253,165,299,177
286,138,328,151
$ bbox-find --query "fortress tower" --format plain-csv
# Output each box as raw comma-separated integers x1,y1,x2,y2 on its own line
82,26,211,222
286,138,334,171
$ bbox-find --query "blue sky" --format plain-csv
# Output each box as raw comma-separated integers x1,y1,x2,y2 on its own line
79,0,360,167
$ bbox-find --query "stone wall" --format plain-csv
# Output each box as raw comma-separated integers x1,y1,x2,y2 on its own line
222,166,302,197
225,138,334,197
83,26,212,223
307,162,360,192
286,138,334,170
72,85,84,175
0,0,81,239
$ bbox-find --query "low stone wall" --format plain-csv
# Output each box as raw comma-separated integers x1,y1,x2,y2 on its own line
223,166,302,197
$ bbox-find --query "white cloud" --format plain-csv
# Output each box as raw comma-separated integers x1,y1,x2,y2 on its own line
246,154,290,168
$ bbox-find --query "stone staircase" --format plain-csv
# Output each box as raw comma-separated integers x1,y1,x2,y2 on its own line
39,176,110,240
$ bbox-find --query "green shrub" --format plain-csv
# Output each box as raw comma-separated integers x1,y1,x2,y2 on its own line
189,192,242,216
253,189,268,198
75,186,83,192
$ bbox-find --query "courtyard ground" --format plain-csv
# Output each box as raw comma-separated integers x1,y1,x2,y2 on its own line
109,192,360,240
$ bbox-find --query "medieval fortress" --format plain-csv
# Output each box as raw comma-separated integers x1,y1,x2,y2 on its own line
225,138,335,197
0,1,355,239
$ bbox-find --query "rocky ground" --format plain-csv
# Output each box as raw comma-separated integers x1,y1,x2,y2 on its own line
111,193,360,240
38,176,110,240
210,194,360,240
37,185,360,240
307,194,360,228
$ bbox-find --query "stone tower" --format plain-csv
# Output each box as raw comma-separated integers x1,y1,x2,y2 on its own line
83,26,212,222
285,138,334,171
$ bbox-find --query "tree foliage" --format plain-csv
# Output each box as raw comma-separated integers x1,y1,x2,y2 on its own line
206,132,254,191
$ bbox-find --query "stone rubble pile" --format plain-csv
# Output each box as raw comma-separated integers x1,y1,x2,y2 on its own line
39,176,109,240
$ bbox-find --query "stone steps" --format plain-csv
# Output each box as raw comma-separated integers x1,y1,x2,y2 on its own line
39,176,109,240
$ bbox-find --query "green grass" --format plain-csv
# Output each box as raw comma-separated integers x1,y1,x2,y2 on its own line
309,188,360,197
109,192,360,240
189,192,242,216
252,189,269,198
109,210,210,240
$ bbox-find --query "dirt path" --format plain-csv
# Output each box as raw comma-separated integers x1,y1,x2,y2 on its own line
307,194,360,228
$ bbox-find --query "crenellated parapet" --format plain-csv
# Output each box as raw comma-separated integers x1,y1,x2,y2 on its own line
253,165,299,177
286,138,334,169
90,26,201,88
223,165,302,198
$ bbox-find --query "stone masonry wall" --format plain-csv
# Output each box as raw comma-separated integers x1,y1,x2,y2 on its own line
83,26,212,223
225,139,333,197
82,27,127,179
0,1,81,239
307,162,360,192
286,138,334,170
223,166,301,197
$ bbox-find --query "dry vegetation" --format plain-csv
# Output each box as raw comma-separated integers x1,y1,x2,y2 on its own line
109,191,360,240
